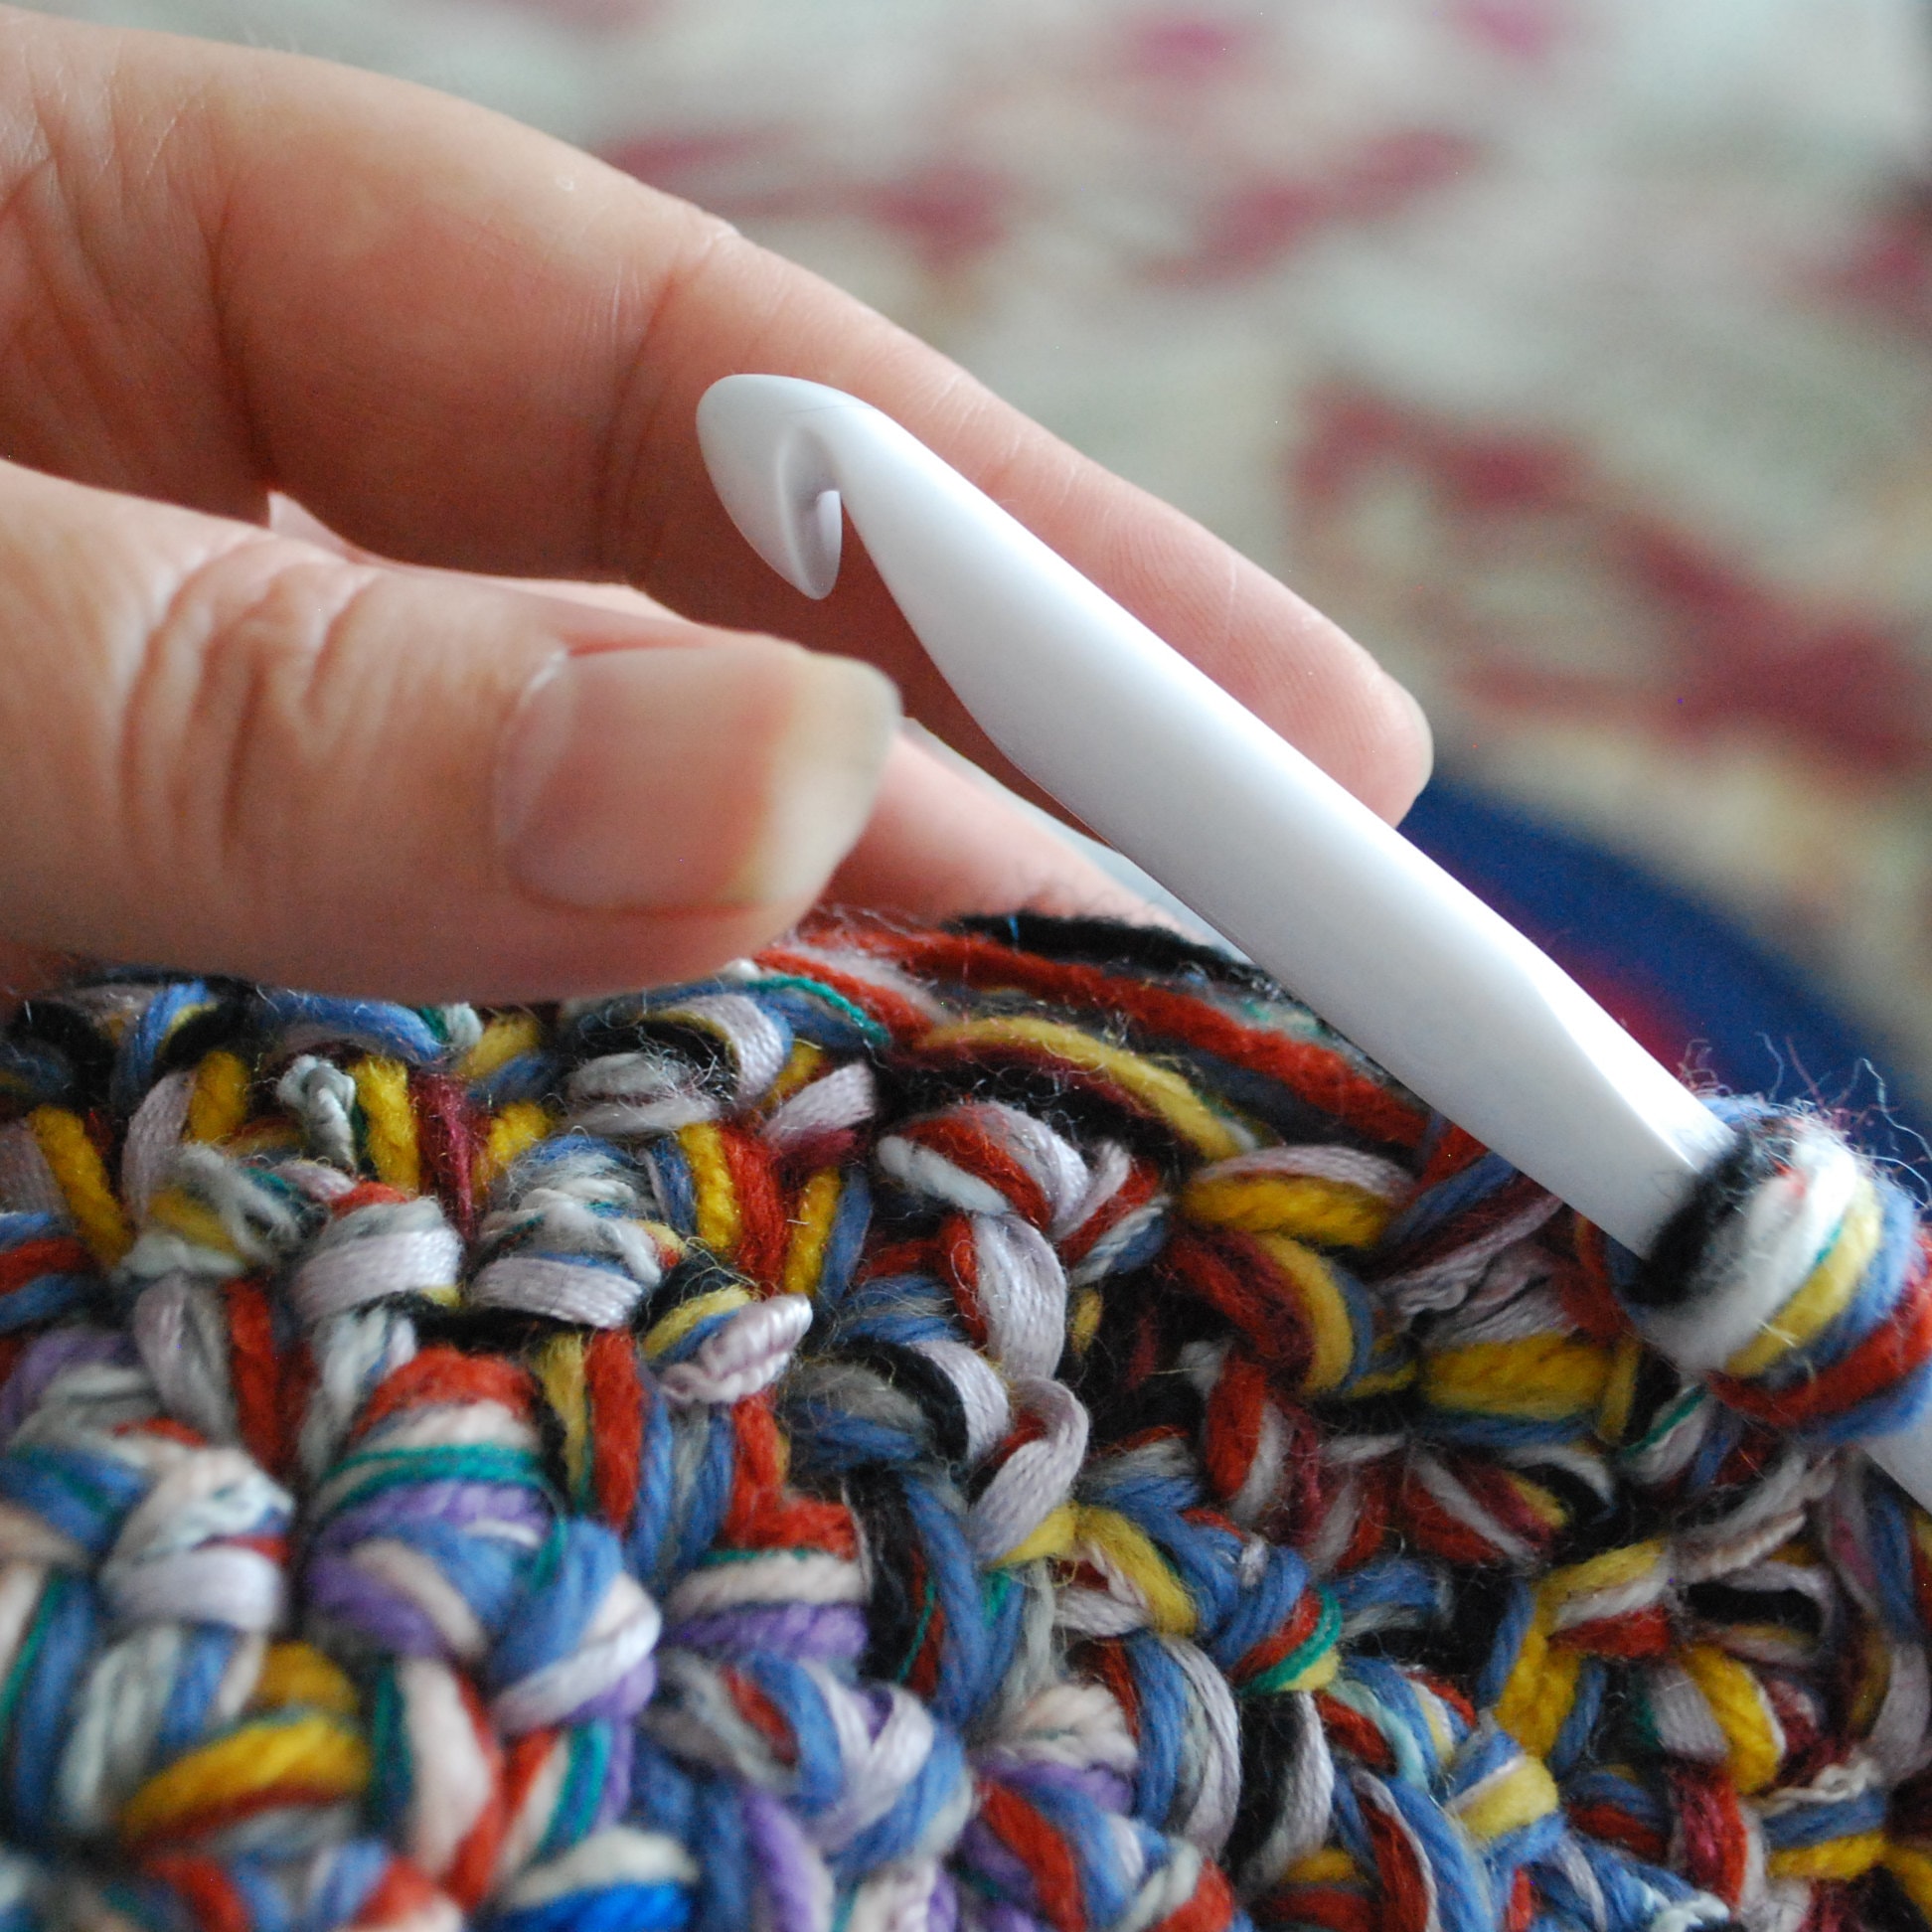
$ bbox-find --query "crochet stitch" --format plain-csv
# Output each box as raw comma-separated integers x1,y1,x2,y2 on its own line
0,910,1923,1931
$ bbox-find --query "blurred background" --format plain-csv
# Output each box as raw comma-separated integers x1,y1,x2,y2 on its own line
24,0,1932,1161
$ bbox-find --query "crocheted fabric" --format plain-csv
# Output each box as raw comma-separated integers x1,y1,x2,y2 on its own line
0,912,1924,1932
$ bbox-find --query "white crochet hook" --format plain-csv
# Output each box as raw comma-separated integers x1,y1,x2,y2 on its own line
696,373,1932,1505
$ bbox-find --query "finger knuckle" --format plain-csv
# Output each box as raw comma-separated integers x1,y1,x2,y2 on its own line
131,541,386,902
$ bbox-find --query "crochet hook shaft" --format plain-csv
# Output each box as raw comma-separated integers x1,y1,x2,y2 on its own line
698,373,1932,1510
698,375,1731,1253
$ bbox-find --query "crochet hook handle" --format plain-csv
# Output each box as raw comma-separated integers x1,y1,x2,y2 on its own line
698,374,1730,1257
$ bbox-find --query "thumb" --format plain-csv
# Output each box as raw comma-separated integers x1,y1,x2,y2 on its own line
0,459,898,999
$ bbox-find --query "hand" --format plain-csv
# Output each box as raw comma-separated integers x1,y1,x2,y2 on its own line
0,6,1430,1002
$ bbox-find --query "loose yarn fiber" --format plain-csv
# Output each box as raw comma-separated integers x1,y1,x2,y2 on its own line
0,913,1923,1931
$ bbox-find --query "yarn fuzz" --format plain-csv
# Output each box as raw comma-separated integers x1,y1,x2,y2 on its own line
0,912,1922,1931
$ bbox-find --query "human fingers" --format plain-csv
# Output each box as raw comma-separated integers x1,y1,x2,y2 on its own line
0,457,897,1000
0,8,1430,822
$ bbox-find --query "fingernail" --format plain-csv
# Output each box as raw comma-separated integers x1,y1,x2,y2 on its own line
495,642,899,909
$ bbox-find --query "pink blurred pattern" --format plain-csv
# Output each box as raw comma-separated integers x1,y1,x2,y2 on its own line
32,0,1932,1074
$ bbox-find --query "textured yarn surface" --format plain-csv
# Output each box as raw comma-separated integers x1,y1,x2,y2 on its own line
0,913,1922,1930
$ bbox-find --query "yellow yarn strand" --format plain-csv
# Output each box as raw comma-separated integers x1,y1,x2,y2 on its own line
250,1642,359,1717
1182,1172,1392,1248
999,1503,1077,1566
477,1100,553,1194
1074,1506,1198,1635
782,1169,843,1299
1275,1642,1341,1694
919,1018,1245,1159
1425,1336,1609,1422
767,1040,826,1105
1681,1645,1781,1794
144,1189,241,1263
351,1057,419,1193
1253,1233,1358,1393
534,1333,592,1503
1596,1334,1644,1444
1069,1285,1104,1354
1546,1541,1666,1609
119,1713,369,1845
1493,1601,1580,1759
644,1286,753,1361
186,1049,252,1143
29,1106,130,1266
680,1122,740,1260
1454,1755,1559,1843
1724,1181,1881,1378
1349,1357,1417,1398
1284,1849,1359,1885
1768,1833,1886,1881
459,1013,544,1082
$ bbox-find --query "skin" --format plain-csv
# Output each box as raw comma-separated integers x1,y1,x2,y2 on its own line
0,6,1430,1003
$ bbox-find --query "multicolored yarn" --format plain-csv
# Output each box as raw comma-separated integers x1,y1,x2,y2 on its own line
0,912,1924,1930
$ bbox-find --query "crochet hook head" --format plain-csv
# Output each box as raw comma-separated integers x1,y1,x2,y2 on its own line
699,374,1732,1259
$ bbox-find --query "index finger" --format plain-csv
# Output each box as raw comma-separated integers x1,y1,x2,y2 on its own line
0,7,1430,819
